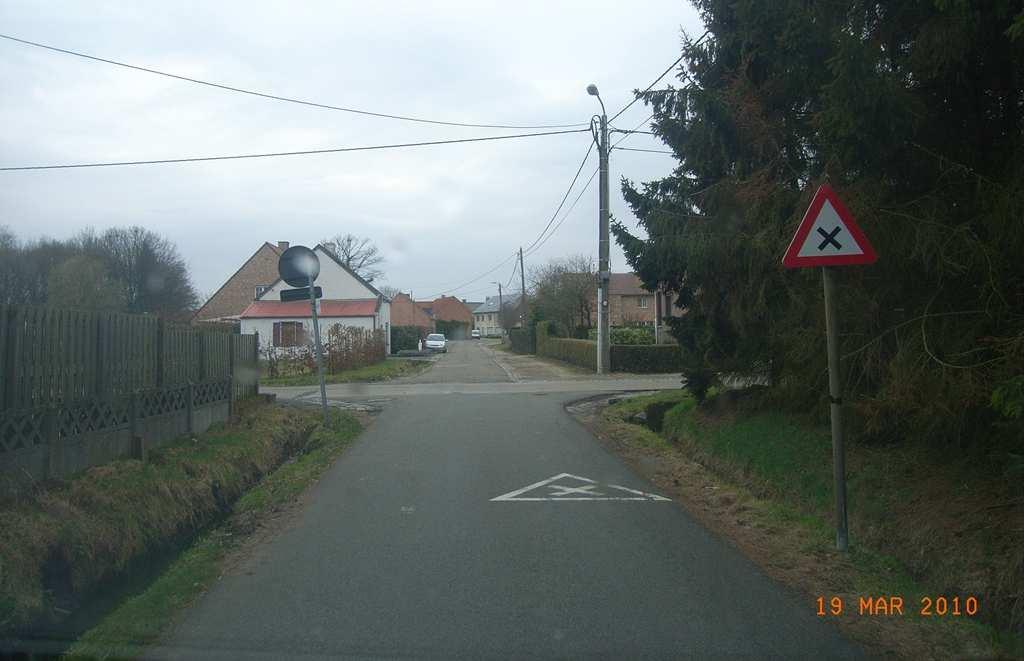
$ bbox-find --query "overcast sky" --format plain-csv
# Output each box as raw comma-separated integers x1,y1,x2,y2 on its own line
0,0,703,302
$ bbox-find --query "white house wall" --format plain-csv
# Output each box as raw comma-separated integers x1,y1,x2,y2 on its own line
262,246,378,300
241,316,376,353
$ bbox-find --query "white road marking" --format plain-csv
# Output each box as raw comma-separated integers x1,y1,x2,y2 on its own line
491,472,670,501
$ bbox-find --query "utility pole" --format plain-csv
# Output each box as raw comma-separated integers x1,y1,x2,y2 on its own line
588,84,611,374
497,283,503,336
518,247,527,328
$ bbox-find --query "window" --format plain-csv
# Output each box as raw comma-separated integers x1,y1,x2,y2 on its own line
255,285,271,300
638,296,649,309
272,321,306,347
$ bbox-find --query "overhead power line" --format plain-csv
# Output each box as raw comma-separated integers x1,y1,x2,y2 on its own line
611,113,655,150
521,141,595,255
613,146,674,154
0,33,589,130
525,167,599,258
0,128,589,171
505,259,519,289
424,140,595,298
424,251,520,299
607,30,709,124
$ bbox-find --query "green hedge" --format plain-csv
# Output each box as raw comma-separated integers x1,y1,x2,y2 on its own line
390,325,424,354
536,322,681,372
587,326,655,345
543,338,597,370
537,321,596,370
509,328,535,354
610,344,684,373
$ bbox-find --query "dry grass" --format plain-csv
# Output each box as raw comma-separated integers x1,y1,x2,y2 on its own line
576,392,1023,659
0,401,322,639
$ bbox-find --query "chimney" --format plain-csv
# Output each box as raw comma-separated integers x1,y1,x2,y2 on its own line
277,241,289,251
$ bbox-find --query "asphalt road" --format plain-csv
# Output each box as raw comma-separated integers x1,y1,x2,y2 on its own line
156,341,860,660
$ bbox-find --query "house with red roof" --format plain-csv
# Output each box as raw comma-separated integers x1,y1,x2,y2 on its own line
238,244,391,354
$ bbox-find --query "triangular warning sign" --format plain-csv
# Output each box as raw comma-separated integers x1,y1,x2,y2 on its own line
490,473,670,501
782,184,877,268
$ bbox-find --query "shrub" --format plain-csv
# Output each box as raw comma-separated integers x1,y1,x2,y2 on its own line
610,344,684,373
586,327,655,344
509,328,535,354
537,321,596,369
542,338,597,370
683,368,716,404
390,325,424,354
612,327,654,345
323,326,385,373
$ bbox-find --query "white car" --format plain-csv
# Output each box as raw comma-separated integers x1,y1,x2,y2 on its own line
424,333,448,353
471,329,481,339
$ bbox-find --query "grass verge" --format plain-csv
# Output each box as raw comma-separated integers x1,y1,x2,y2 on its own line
0,401,319,642
260,358,430,386
64,409,362,659
589,391,1022,659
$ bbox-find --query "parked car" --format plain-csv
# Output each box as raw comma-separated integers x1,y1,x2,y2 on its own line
425,333,448,353
471,329,481,339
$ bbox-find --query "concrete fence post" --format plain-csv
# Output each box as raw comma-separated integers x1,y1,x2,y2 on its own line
129,392,147,462
186,382,194,436
44,407,62,480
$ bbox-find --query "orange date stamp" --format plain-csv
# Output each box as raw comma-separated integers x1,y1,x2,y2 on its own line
816,595,979,617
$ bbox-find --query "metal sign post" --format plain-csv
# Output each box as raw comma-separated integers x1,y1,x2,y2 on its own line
308,274,329,426
821,266,848,551
277,245,329,426
782,184,877,552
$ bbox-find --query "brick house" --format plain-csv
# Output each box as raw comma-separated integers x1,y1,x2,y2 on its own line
415,295,474,339
390,292,435,331
597,273,684,327
193,241,289,323
239,244,391,354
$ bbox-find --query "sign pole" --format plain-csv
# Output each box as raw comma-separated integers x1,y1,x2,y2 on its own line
308,274,329,426
822,266,849,551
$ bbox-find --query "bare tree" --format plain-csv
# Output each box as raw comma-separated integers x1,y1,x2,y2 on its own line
87,227,199,318
320,233,384,282
528,254,596,333
378,285,400,299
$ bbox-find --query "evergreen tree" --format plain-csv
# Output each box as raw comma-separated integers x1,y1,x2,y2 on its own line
614,1,1024,445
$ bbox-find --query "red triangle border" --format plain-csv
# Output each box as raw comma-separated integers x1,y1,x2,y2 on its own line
782,183,877,268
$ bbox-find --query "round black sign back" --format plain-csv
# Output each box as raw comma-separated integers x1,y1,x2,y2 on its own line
278,245,320,287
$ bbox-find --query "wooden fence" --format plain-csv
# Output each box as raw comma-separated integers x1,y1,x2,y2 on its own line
0,305,259,485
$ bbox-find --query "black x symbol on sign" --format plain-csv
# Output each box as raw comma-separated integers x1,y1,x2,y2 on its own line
817,226,843,251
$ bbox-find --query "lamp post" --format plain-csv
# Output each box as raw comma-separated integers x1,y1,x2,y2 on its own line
588,84,611,374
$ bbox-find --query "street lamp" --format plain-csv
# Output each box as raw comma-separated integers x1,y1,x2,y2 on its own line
588,83,610,375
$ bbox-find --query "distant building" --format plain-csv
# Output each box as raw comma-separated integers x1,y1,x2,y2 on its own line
238,244,391,354
390,292,435,331
414,295,474,339
193,241,289,323
595,273,684,327
472,294,522,337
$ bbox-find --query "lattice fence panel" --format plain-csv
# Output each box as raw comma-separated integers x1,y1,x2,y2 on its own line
0,409,44,453
139,386,188,418
193,380,230,407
